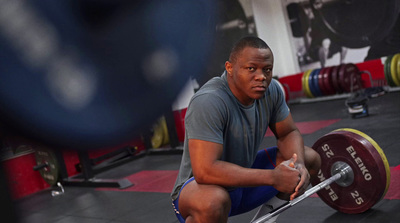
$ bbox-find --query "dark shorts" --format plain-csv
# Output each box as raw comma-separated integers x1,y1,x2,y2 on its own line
172,147,279,222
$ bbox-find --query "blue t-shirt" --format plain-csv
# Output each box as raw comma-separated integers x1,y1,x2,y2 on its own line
171,71,289,200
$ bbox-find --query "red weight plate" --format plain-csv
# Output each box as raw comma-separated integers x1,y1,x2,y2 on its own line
311,130,389,214
331,65,343,94
338,63,362,93
335,128,391,201
318,68,329,96
322,66,335,95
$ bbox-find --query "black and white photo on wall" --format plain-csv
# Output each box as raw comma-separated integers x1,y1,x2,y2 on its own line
283,0,400,71
201,0,258,86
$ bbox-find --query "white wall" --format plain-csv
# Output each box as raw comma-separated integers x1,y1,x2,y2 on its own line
251,0,300,77
172,0,301,110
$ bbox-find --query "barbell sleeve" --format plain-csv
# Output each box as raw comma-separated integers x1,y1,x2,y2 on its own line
33,162,49,171
251,172,342,223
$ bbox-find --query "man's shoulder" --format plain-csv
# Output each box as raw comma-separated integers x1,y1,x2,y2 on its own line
194,75,230,99
265,78,284,99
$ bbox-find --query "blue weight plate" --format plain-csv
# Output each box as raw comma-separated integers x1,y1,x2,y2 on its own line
312,69,323,97
308,69,317,97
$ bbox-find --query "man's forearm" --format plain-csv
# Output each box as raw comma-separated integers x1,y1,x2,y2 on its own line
276,129,305,164
193,159,276,188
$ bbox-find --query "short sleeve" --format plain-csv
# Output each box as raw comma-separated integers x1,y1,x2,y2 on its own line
269,79,290,124
185,94,226,144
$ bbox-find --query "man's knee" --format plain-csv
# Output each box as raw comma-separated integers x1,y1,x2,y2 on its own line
179,181,231,222
304,146,321,176
198,190,231,219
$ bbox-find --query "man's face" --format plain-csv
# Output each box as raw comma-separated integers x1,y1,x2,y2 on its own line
225,47,273,106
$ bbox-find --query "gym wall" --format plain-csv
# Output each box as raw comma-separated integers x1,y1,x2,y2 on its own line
253,0,400,76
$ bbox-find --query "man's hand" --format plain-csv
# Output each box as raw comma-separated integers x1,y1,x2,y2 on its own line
272,154,301,194
290,160,311,200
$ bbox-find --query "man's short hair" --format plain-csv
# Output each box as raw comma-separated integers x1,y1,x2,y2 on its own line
229,36,270,63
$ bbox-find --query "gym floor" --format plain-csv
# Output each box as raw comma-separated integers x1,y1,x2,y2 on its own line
15,90,400,223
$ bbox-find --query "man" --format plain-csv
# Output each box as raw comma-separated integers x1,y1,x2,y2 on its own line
171,36,321,223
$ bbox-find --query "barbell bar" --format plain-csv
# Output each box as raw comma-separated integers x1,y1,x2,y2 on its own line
252,162,353,223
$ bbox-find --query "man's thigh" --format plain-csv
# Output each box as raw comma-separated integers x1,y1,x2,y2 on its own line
178,179,231,220
229,147,279,216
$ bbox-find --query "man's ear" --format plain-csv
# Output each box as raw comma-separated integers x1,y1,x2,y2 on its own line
225,61,232,76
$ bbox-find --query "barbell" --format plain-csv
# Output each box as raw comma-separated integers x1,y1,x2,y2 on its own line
252,128,390,223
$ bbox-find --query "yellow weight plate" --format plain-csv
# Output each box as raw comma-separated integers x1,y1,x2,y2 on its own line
390,54,400,86
302,71,308,97
160,116,170,146
302,71,308,95
303,69,314,98
334,128,391,199
151,118,164,148
396,53,400,86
